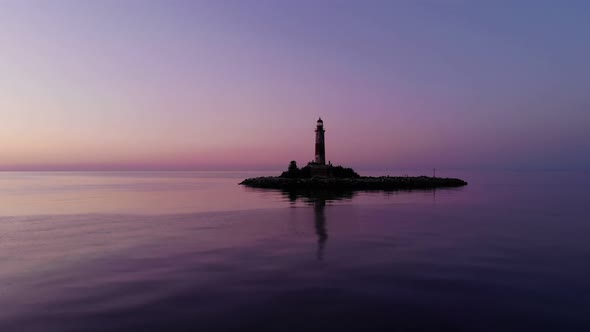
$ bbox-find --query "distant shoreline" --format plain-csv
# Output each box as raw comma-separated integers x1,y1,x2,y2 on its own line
240,176,467,190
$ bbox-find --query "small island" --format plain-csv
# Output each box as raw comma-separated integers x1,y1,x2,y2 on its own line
240,118,467,191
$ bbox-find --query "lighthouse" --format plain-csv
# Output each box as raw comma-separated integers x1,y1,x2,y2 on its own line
315,118,326,165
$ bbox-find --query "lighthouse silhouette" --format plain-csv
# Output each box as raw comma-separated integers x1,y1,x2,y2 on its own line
314,118,326,165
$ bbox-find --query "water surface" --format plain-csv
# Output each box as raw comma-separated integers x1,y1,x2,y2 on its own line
0,171,588,331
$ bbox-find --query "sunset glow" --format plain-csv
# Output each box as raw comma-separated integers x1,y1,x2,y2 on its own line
1,1,589,171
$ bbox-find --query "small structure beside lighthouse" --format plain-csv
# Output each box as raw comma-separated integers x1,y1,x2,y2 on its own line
315,118,326,165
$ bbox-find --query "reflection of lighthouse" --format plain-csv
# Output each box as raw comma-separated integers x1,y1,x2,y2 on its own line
315,118,326,165
314,199,328,261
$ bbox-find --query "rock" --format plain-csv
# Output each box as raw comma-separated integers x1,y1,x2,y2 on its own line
239,176,467,190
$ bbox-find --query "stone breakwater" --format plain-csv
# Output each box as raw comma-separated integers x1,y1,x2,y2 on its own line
240,176,467,190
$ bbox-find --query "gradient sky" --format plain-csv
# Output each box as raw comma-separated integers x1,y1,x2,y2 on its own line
1,0,589,171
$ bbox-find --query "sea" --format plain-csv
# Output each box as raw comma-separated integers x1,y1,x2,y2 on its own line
0,170,588,331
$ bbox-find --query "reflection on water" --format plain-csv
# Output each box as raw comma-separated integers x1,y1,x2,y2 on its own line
273,187,438,261
314,200,328,261
0,171,589,331
279,188,357,261
280,188,357,205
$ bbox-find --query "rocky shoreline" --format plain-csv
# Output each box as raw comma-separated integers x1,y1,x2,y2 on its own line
240,176,467,190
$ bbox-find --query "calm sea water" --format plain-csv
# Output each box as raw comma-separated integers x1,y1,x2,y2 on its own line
0,171,589,331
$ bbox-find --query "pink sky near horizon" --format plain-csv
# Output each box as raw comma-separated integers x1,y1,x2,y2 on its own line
1,1,589,171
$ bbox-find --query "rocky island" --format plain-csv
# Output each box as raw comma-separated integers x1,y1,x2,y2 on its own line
240,174,467,190
240,161,467,190
240,118,467,191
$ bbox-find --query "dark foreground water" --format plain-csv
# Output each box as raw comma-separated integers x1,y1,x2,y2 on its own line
0,171,589,331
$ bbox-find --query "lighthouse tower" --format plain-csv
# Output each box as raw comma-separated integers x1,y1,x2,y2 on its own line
315,118,326,165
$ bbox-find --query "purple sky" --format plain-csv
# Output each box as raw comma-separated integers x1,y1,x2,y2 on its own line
1,0,589,171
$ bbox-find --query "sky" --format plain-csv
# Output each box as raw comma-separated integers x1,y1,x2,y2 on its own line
1,0,589,171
